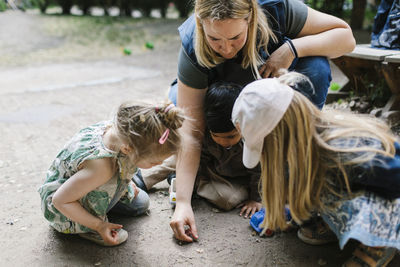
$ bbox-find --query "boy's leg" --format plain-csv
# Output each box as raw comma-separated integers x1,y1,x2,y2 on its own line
196,171,248,211
140,155,176,190
291,56,332,109
109,188,150,216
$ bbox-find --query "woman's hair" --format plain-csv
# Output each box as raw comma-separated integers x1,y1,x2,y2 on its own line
194,0,277,78
204,81,243,133
114,103,185,161
259,90,397,232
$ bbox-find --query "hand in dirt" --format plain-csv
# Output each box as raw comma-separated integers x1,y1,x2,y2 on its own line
237,200,262,219
96,221,123,245
170,202,198,242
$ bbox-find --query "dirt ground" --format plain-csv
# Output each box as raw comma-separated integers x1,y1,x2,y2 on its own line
0,10,398,267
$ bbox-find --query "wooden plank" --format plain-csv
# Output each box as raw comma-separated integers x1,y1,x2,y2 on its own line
384,54,400,63
345,44,400,61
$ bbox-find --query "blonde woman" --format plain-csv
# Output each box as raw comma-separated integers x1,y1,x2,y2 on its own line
169,0,355,242
232,76,399,266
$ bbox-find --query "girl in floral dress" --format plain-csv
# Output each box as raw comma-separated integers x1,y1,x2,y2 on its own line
39,103,184,246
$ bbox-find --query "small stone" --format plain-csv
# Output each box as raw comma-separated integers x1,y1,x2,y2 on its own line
317,258,327,266
349,100,355,108
20,227,27,231
196,249,204,253
212,208,220,213
9,180,16,184
94,262,101,266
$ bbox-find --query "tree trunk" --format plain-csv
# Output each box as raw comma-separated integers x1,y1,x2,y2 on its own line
351,0,367,30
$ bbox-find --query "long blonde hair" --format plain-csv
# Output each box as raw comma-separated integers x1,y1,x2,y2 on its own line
115,103,185,161
194,0,277,79
260,91,396,232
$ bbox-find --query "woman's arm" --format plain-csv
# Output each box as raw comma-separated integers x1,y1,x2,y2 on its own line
169,79,207,242
52,158,122,244
294,7,356,58
260,7,355,78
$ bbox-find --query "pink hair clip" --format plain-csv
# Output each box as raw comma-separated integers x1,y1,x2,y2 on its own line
159,128,170,144
164,103,175,113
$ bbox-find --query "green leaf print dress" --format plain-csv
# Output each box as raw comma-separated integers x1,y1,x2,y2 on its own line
38,121,137,234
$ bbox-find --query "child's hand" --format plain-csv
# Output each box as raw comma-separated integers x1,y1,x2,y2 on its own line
131,182,140,198
96,221,123,245
237,200,262,219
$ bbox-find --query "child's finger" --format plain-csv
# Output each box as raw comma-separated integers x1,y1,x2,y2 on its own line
109,223,123,229
239,205,247,216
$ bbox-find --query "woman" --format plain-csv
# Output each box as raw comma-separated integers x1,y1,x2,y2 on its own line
231,77,399,266
169,0,355,242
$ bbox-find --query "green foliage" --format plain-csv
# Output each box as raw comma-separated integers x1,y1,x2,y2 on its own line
0,0,7,12
330,82,341,91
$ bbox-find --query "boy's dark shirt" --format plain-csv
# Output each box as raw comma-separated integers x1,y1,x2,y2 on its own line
198,131,262,202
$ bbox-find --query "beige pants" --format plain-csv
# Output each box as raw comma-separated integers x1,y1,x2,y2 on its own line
142,156,248,210
196,166,248,211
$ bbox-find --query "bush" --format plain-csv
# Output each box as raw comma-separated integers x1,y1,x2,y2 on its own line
0,0,8,12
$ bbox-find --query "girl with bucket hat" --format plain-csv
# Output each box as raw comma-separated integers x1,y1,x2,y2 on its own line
232,76,400,267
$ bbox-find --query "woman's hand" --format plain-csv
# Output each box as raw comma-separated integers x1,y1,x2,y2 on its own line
96,221,124,245
170,202,198,242
258,42,295,78
238,200,262,218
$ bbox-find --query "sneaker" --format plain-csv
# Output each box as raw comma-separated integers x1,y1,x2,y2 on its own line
169,177,177,206
78,228,128,246
297,217,337,245
166,172,176,185
132,169,148,192
343,244,396,267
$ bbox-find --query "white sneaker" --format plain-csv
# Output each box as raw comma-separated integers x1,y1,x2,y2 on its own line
169,177,177,206
79,228,128,246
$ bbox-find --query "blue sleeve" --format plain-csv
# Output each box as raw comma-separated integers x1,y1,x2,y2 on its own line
352,142,400,199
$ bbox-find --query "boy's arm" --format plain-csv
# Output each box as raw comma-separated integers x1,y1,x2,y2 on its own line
52,157,116,232
248,165,262,202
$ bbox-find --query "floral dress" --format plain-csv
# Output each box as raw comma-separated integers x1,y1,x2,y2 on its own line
320,138,400,250
38,121,137,234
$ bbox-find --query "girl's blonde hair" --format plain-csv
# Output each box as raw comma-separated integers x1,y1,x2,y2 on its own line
115,103,185,161
260,89,396,232
194,0,277,79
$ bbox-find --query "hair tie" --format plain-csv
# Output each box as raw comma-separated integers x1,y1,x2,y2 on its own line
159,129,170,144
286,39,298,59
164,103,175,113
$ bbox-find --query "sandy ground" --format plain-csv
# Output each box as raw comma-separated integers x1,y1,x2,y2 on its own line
0,10,398,267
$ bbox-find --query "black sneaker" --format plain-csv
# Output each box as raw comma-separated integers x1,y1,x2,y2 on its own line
132,169,148,192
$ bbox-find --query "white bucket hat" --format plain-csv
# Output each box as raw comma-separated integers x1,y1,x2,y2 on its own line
232,78,294,168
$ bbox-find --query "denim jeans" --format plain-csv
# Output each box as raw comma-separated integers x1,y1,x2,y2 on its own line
168,56,332,110
108,188,150,216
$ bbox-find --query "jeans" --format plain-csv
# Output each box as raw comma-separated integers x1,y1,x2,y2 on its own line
168,56,332,110
108,188,150,216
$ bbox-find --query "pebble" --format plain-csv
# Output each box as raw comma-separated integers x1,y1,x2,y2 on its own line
196,249,204,253
20,227,27,231
94,262,101,266
212,208,220,213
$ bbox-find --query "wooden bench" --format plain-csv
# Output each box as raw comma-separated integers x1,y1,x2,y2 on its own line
331,44,400,123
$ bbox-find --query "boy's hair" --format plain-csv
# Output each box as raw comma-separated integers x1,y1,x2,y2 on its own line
194,0,277,79
204,82,243,133
277,70,315,102
259,89,397,232
115,103,185,160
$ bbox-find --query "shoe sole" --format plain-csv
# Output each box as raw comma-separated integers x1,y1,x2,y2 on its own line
297,229,337,245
